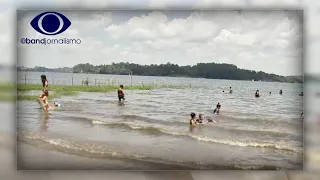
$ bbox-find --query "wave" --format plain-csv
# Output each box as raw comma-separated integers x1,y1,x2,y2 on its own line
219,113,302,126
17,131,296,170
90,114,300,137
91,120,302,153
50,113,301,149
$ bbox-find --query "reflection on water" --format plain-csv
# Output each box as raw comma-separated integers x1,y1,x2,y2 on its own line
40,112,49,131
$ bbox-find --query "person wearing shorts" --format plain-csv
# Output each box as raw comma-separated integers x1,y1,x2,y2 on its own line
118,85,125,102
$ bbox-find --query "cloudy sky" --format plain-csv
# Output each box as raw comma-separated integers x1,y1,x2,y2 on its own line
1,0,320,76
17,10,302,76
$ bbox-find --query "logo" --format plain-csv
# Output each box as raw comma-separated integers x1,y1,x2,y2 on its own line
30,11,71,36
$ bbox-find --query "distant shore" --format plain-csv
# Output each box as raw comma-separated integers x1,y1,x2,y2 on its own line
17,62,303,83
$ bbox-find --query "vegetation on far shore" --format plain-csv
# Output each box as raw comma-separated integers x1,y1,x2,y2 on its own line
16,83,191,101
0,81,194,101
18,62,303,83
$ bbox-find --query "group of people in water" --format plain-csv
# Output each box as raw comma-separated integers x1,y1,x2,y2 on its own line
190,86,304,126
189,112,218,125
255,89,303,97
37,74,124,111
36,75,303,122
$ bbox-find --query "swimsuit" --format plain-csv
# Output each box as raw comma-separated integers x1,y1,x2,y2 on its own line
118,88,125,101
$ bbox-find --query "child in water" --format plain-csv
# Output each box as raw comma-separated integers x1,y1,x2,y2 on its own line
40,90,49,111
213,103,221,114
53,101,62,107
255,90,260,97
38,90,61,111
196,113,204,123
189,112,197,125
118,85,125,102
197,113,216,123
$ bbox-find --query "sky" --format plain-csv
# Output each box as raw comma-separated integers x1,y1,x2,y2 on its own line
17,10,302,76
0,0,320,76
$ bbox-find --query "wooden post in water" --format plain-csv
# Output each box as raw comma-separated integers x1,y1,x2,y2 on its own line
86,77,89,86
95,79,97,86
24,74,26,85
130,71,133,89
72,77,74,86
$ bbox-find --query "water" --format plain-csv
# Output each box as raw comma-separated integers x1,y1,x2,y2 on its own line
17,71,303,170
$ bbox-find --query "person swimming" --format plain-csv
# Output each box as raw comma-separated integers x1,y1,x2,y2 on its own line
189,112,197,125
196,114,203,123
118,85,125,102
197,113,216,123
213,103,221,114
269,92,271,95
279,89,283,95
255,90,260,97
53,101,62,107
299,92,303,96
229,87,233,94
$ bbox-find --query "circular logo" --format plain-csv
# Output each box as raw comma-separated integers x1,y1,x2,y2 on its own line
30,12,71,36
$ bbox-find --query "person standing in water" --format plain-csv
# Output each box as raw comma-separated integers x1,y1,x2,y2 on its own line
40,90,49,111
279,89,283,95
255,90,260,97
299,92,303,96
118,85,125,102
213,103,221,114
229,87,233,94
41,74,48,92
37,74,49,104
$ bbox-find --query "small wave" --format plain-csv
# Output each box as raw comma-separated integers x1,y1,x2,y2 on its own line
46,112,300,141
220,113,301,126
17,131,293,170
91,120,301,153
186,135,301,153
92,120,163,135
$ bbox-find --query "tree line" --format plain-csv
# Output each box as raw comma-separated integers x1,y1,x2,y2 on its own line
17,62,303,83
72,62,302,83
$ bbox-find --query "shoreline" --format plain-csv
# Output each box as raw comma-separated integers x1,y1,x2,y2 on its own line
17,71,303,84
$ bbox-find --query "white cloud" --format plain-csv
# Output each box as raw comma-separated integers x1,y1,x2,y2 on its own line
194,0,248,7
247,0,302,6
16,10,302,76
2,0,320,75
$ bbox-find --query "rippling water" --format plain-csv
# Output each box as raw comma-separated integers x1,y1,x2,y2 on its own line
17,72,303,170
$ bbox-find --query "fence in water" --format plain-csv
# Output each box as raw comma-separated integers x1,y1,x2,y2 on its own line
18,74,193,89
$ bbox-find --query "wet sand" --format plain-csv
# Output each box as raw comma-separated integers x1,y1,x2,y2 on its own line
0,130,320,180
